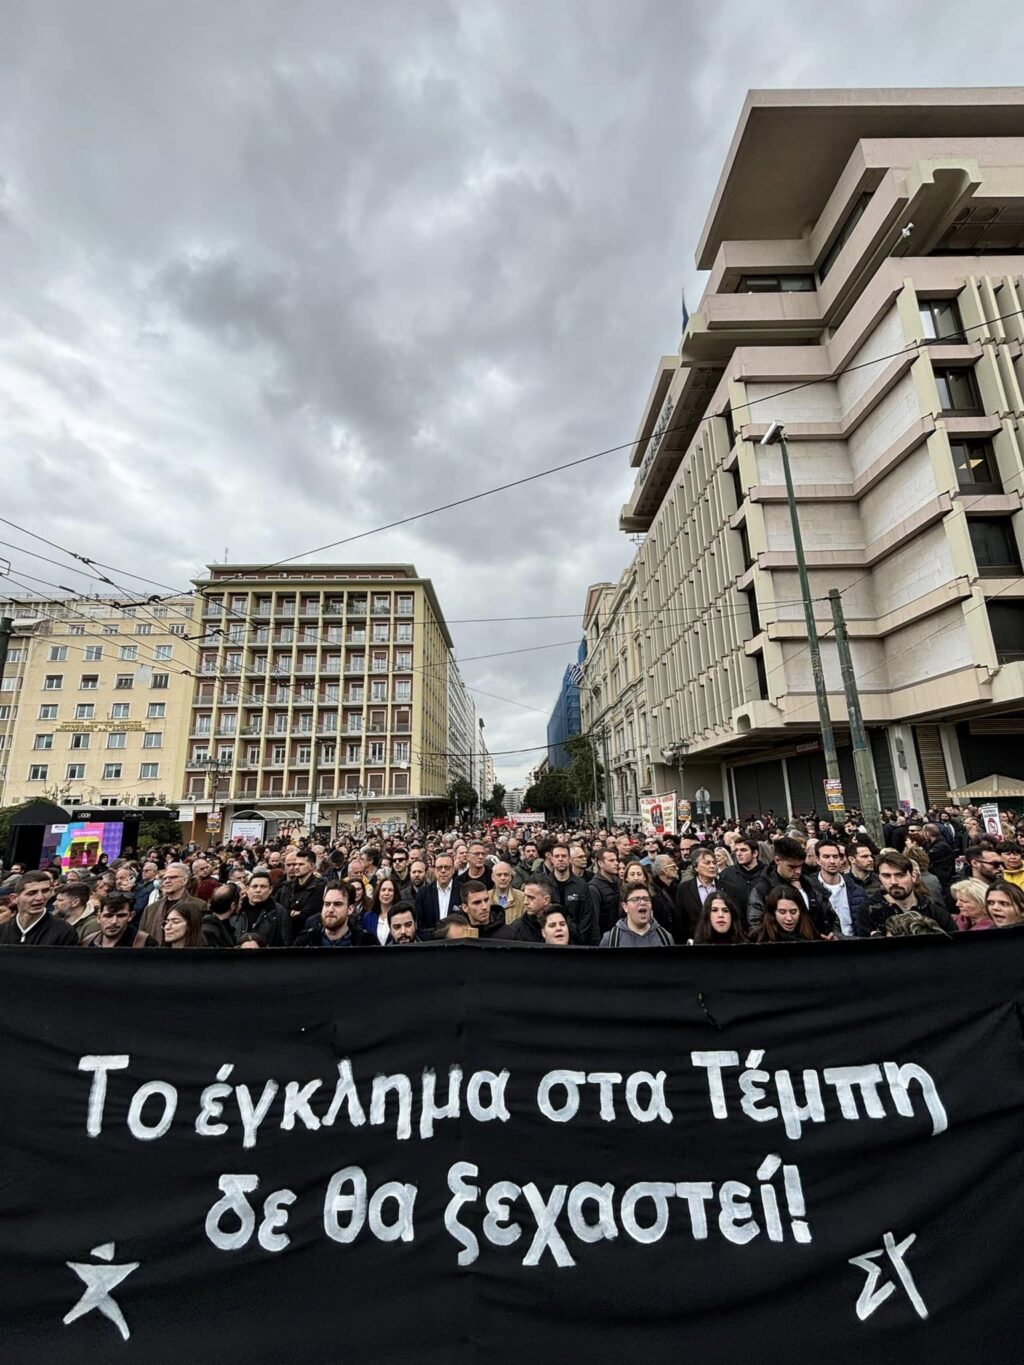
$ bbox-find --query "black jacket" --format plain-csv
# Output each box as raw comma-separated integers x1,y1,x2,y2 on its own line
0,911,78,946
863,892,956,936
651,878,677,935
495,913,544,943
588,873,622,937
747,867,837,935
415,881,460,929
544,872,597,944
275,875,325,946
202,912,240,949
674,877,718,941
718,862,765,921
924,837,956,891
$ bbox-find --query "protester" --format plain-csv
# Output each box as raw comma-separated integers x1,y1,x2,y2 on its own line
986,880,1024,928
461,879,505,938
490,861,525,924
588,847,621,938
293,884,361,948
540,906,570,945
87,893,154,948
140,863,206,946
163,901,206,949
692,892,747,945
753,886,824,943
544,842,595,943
599,884,673,948
950,878,995,931
717,837,764,921
0,872,79,945
867,852,956,936
747,837,835,935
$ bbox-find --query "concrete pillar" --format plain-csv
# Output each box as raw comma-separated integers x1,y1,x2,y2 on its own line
938,724,967,793
886,724,927,811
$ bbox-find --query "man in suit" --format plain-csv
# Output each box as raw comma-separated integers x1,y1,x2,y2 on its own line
674,846,718,940
415,851,459,930
490,861,525,923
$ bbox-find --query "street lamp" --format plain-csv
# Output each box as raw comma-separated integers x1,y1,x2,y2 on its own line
200,756,231,840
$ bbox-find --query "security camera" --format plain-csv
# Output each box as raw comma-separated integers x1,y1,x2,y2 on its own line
760,420,785,447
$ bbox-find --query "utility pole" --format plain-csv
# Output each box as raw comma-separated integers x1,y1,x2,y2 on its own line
760,423,845,820
600,726,613,828
828,590,883,844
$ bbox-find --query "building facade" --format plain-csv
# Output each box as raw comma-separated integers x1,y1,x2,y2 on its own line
176,565,452,838
546,644,584,769
579,572,648,823
0,593,195,812
611,88,1024,818
447,658,477,790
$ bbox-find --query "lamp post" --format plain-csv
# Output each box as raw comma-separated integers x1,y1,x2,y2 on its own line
759,421,845,820
200,756,231,843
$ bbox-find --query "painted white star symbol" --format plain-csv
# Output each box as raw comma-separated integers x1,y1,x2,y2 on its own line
64,1242,140,1342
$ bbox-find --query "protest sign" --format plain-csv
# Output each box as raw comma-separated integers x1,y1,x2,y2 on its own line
1,937,1023,1363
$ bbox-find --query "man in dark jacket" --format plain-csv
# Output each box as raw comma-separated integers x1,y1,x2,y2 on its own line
650,855,679,934
543,843,596,943
496,879,551,942
747,836,836,934
293,884,364,948
919,824,956,892
718,838,764,924
845,841,882,898
674,847,719,940
814,838,867,937
275,850,325,946
864,851,956,936
0,872,78,946
202,883,244,948
460,880,506,938
588,848,622,938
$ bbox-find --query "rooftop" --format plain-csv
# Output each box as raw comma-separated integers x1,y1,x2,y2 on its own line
697,87,1024,268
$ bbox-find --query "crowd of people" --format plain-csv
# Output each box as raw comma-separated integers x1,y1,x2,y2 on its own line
1,802,1023,950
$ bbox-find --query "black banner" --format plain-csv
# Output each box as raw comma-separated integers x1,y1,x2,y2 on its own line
2,935,1024,1364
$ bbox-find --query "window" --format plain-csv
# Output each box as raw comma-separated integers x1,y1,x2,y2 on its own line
394,680,412,703
48,645,68,661
143,732,163,748
170,623,186,636
368,741,385,763
737,274,815,293
968,518,1022,575
372,595,390,614
950,439,1001,493
371,680,387,702
119,645,138,661
74,703,95,719
0,705,10,719
296,744,312,764
38,704,58,720
397,594,413,616
989,602,1024,663
103,624,118,635
66,763,86,780
919,297,964,341
43,674,63,690
392,771,409,794
0,679,19,693
140,762,159,780
99,796,119,806
372,623,389,642
272,744,286,765
121,607,136,618
818,191,872,280
69,625,85,636
79,674,98,690
6,648,23,663
28,765,48,781
396,650,412,670
154,644,172,660
33,733,53,750
84,645,103,661
147,702,166,719
70,733,90,750
151,672,169,689
135,623,152,635
934,365,982,415
114,674,133,690
393,740,410,764
153,607,168,618
110,702,130,719
395,622,412,643
107,732,127,749
103,763,123,780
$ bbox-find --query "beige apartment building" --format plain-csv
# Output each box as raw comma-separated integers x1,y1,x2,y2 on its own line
0,594,196,811
177,565,451,839
580,571,648,823
607,88,1024,818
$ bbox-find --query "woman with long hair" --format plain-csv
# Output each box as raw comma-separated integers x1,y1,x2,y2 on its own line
986,879,1024,928
163,900,206,948
753,885,823,943
693,892,747,944
361,876,400,946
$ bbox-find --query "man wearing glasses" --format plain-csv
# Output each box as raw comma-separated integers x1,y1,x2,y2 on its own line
87,892,154,948
139,863,206,946
966,846,1004,887
599,887,675,948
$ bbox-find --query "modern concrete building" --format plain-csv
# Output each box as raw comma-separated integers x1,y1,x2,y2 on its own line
0,593,196,812
612,88,1024,817
546,645,585,770
177,565,452,838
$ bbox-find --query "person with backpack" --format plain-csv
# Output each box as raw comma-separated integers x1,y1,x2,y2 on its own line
599,884,674,948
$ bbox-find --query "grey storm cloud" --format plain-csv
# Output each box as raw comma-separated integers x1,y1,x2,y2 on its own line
2,0,1024,781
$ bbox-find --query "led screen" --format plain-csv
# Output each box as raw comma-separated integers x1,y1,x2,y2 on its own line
40,821,125,871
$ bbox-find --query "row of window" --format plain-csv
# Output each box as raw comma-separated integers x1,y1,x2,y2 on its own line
63,620,187,637
191,740,411,766
36,703,166,721
39,673,169,691
204,593,416,617
46,644,174,662
187,773,412,797
28,763,160,781
34,732,163,750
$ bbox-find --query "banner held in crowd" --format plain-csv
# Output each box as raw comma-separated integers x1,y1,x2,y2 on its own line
1,936,1022,1363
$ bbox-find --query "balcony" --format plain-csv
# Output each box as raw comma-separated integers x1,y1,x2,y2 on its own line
348,604,367,617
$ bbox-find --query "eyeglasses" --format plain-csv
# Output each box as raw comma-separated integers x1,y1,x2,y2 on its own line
626,895,652,904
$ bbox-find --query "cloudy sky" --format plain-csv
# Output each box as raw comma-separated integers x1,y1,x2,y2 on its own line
2,0,1023,786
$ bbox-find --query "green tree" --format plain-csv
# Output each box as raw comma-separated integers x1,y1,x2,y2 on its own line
482,782,507,818
446,777,478,820
564,734,603,812
523,770,573,821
